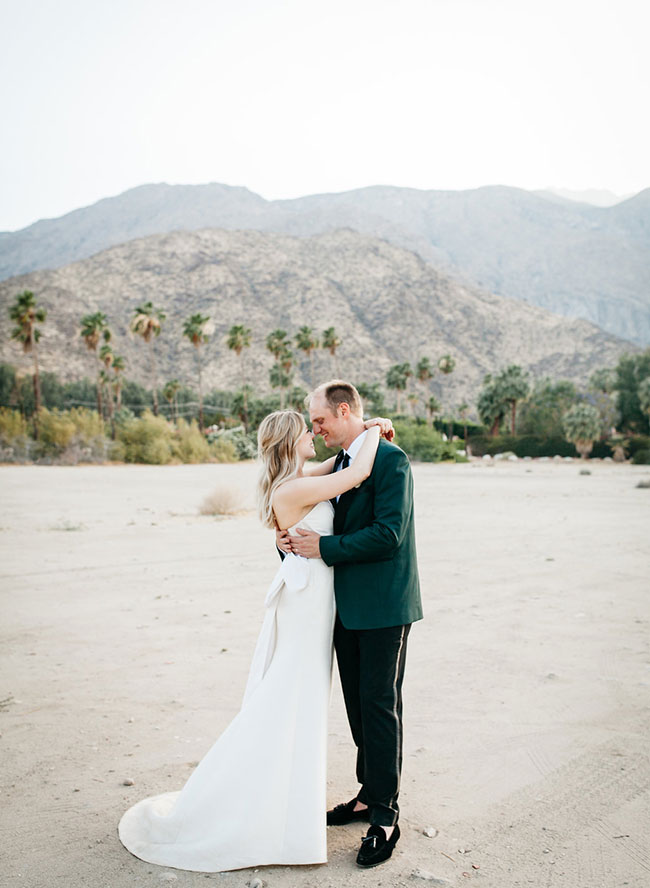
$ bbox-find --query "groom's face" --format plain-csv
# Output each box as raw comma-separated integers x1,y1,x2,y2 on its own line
309,392,347,449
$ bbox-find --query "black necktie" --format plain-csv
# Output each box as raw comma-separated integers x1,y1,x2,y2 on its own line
331,451,350,507
333,449,349,471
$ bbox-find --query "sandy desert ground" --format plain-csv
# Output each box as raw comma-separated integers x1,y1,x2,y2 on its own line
1,459,649,888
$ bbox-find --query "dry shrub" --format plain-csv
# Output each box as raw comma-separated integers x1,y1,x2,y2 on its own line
37,408,77,452
68,407,104,440
173,418,211,463
117,411,174,464
199,485,246,516
0,408,28,443
209,437,238,463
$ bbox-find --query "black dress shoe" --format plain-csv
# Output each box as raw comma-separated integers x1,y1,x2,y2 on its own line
356,824,401,867
326,797,370,825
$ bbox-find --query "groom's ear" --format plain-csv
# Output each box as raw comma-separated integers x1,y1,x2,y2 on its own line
338,402,351,418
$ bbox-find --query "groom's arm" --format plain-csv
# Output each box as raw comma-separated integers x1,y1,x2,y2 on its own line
318,449,413,565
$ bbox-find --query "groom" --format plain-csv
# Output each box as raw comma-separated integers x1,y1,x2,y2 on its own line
288,380,422,868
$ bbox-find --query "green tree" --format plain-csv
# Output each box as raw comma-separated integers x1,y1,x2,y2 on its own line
638,376,650,418
518,379,577,437
163,379,181,423
295,326,319,386
613,350,650,434
386,363,411,413
426,395,441,427
183,313,211,429
227,324,252,423
589,367,616,393
416,357,433,387
9,291,47,428
80,311,110,419
355,381,386,414
562,403,601,459
266,330,293,408
112,355,126,411
438,354,456,375
99,344,116,435
287,385,309,411
231,384,254,427
266,329,290,363
496,364,530,434
414,357,434,418
270,363,292,408
477,374,507,436
322,327,341,376
131,301,166,416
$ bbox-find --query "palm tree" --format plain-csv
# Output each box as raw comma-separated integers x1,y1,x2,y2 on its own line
416,357,433,386
163,379,181,423
112,355,126,411
322,327,341,376
266,330,292,407
227,324,252,385
266,329,289,363
9,291,47,430
227,324,252,423
270,363,292,408
99,344,116,436
131,301,166,415
232,384,254,427
562,403,601,459
183,313,211,429
438,355,456,375
386,363,410,413
437,355,456,434
295,326,319,386
80,312,110,417
477,374,507,436
496,365,530,434
426,395,441,427
403,362,414,402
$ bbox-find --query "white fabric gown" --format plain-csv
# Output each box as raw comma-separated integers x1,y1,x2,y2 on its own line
118,501,335,872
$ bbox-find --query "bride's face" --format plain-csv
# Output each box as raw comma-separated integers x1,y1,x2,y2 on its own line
296,425,316,460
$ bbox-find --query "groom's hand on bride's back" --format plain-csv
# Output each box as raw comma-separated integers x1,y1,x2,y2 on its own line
288,528,321,559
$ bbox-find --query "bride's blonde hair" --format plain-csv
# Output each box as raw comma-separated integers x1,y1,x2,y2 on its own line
257,410,306,528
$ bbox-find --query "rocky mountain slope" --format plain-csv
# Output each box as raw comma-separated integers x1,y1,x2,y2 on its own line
1,182,648,344
0,228,632,409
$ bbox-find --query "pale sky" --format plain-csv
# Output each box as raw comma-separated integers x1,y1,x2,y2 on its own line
1,0,648,232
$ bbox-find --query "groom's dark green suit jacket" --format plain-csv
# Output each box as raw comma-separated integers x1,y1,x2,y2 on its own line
319,438,422,631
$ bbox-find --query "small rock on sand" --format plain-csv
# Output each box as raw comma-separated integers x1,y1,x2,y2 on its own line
122,778,135,786
247,879,264,888
422,826,438,837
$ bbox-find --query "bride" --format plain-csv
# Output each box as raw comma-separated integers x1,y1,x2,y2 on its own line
118,409,388,873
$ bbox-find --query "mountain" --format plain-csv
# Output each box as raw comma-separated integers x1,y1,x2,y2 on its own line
1,182,648,344
535,188,634,207
0,228,632,408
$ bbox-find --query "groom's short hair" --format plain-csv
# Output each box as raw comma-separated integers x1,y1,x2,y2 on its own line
311,380,363,417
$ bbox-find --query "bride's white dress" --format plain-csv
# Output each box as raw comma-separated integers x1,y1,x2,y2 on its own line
118,501,335,872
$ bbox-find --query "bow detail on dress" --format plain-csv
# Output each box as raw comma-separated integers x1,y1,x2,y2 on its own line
263,552,310,607
243,553,310,705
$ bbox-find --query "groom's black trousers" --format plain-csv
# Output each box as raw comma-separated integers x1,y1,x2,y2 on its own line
333,615,411,827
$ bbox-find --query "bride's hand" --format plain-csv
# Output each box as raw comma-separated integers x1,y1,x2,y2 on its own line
364,416,394,441
275,527,292,554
